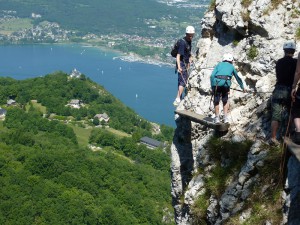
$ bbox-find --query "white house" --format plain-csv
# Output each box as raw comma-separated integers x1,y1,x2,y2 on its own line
7,99,16,106
67,99,82,108
94,113,110,123
69,68,82,79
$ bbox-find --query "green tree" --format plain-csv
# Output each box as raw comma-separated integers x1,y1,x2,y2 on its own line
93,117,99,126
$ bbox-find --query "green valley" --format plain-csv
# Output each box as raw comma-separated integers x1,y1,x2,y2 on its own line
0,72,175,224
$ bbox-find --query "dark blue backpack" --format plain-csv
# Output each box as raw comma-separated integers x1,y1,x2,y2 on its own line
170,38,187,58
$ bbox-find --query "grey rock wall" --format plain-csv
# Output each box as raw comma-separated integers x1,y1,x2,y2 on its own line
171,0,300,224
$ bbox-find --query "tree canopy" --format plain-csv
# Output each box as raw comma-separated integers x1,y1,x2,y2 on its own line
0,72,155,134
0,73,174,224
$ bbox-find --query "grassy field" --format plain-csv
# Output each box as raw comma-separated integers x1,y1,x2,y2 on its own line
106,127,131,137
25,100,47,114
25,100,130,147
0,18,33,35
69,124,92,147
70,125,131,147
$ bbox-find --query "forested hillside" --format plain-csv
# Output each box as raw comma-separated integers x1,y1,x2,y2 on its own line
1,72,148,133
0,72,174,224
0,129,173,224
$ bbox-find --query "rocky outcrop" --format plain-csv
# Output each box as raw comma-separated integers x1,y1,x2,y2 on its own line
171,0,300,224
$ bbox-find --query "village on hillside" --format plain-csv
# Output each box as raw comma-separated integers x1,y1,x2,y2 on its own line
0,69,167,151
0,10,175,63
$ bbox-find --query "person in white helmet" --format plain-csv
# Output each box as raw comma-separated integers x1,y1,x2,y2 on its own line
210,53,245,124
173,25,195,106
270,41,297,146
291,51,300,144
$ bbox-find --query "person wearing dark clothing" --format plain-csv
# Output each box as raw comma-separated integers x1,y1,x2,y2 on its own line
173,26,195,106
291,51,300,144
270,41,297,146
275,56,297,87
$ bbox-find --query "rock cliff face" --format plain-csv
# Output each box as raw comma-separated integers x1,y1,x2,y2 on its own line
171,0,300,224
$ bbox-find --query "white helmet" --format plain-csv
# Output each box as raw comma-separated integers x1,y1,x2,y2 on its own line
186,26,195,34
223,53,234,62
283,41,296,50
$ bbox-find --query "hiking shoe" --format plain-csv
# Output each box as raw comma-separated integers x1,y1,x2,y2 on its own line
214,116,220,123
292,132,300,145
224,116,230,124
269,138,280,147
173,98,180,106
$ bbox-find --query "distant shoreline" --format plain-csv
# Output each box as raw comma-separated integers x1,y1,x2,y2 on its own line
115,53,174,68
79,42,174,68
0,41,174,68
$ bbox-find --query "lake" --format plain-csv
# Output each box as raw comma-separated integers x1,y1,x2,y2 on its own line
0,44,177,127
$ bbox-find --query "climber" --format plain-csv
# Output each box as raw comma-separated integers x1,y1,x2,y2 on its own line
270,41,297,146
210,53,245,124
173,25,195,107
291,51,300,144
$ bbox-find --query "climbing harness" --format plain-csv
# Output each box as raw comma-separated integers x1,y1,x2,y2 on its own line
215,75,231,80
180,61,189,90
210,73,232,112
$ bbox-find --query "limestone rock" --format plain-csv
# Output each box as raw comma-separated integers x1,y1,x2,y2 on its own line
171,0,300,224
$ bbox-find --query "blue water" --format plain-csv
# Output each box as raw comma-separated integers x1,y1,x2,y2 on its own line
0,44,177,127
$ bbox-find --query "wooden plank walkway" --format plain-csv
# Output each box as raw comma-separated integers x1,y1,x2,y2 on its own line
284,137,300,162
175,110,230,132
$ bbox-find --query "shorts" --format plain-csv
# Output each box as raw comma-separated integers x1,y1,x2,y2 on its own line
212,86,230,105
292,89,300,118
178,62,188,87
271,86,291,121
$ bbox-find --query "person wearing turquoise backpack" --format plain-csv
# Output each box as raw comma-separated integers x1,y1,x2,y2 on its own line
210,53,245,123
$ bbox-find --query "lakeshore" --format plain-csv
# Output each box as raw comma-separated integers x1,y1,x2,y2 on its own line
0,43,177,127
75,41,175,67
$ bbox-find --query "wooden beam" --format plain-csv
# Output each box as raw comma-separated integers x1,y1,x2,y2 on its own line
175,110,230,132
